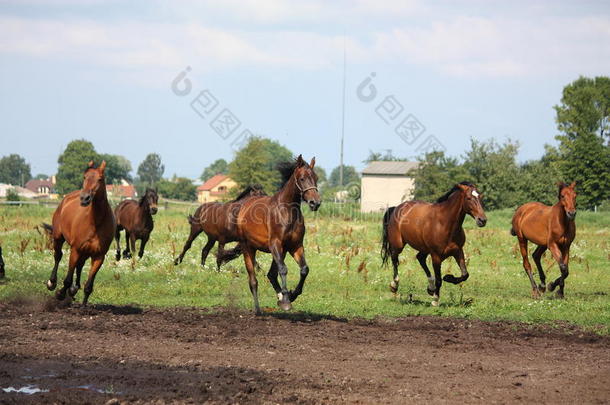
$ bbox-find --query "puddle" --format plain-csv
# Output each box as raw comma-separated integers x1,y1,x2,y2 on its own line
74,384,120,394
2,385,50,394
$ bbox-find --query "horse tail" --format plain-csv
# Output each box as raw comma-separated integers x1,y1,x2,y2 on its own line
41,223,53,236
187,214,197,226
217,244,243,264
381,206,396,267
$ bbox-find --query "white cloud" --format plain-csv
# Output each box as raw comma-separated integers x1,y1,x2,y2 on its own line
0,1,609,84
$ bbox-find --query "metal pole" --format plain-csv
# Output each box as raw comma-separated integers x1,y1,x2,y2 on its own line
339,33,346,187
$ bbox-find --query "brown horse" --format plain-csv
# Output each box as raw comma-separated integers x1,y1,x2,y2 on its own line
234,155,321,314
44,161,115,305
174,184,266,269
381,182,487,306
0,246,4,279
114,188,158,261
511,182,577,298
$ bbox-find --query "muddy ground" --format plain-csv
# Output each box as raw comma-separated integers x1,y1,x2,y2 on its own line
1,298,609,404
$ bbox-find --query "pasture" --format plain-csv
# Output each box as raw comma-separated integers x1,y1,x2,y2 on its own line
1,202,609,403
1,203,609,331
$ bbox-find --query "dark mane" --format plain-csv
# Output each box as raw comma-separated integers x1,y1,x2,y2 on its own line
139,188,156,205
233,184,265,202
557,182,568,198
436,181,475,203
277,160,299,188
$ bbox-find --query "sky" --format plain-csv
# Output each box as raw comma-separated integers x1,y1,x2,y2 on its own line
1,0,609,179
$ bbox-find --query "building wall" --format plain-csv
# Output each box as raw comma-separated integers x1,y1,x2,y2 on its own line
360,175,415,213
197,178,238,203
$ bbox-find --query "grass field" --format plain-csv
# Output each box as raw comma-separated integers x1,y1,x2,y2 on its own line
0,202,609,334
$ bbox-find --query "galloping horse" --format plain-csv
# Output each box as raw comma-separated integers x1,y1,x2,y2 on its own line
381,182,487,306
174,184,266,269
114,188,158,260
511,182,577,298
44,161,115,305
234,155,321,314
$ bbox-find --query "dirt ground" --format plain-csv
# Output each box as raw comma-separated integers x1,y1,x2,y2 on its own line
1,298,609,404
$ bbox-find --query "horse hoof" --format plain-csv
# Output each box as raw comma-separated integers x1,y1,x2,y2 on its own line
46,280,56,291
538,284,546,293
277,300,292,311
443,274,457,284
531,289,541,299
548,282,557,292
556,291,565,299
55,290,66,301
427,287,435,296
431,300,439,307
115,254,121,261
68,286,79,297
389,284,398,294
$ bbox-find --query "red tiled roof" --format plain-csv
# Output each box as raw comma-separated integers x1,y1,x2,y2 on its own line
197,174,229,191
106,184,137,198
25,179,54,193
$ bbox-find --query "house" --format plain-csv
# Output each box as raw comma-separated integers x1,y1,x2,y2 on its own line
106,179,137,200
360,161,419,213
0,184,38,199
25,178,55,196
196,174,236,203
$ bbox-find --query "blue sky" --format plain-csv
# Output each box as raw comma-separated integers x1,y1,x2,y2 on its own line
1,0,609,179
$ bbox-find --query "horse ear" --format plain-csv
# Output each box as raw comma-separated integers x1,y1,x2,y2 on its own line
556,181,565,188
309,157,316,169
99,160,107,172
87,160,94,168
296,154,304,167
456,183,468,191
569,181,576,189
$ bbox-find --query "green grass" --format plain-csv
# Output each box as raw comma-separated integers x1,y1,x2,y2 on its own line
0,204,609,333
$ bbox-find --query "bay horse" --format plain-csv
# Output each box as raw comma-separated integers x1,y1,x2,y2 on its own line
174,184,266,270
114,188,158,260
511,182,577,298
44,161,115,305
381,182,487,306
234,155,321,314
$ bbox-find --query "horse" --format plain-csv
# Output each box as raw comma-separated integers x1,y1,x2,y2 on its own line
174,184,266,270
381,182,487,306
0,246,5,279
234,155,321,314
114,188,158,261
44,161,115,305
511,182,577,298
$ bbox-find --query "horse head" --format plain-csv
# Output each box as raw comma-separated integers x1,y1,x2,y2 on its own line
557,181,577,220
80,161,106,207
457,182,487,227
294,155,321,211
141,188,159,215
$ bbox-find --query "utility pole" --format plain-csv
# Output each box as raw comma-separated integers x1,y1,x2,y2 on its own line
339,33,346,187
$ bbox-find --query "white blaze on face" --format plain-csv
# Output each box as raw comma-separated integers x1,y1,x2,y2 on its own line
472,190,479,198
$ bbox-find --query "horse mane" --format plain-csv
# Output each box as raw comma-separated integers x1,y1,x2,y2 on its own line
233,184,265,202
436,181,475,203
139,188,156,205
277,160,299,188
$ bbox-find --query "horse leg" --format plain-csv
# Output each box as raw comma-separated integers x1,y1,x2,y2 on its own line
389,246,403,294
444,248,469,284
69,256,87,297
215,242,225,272
416,252,435,296
129,234,137,262
266,260,282,295
46,236,64,291
174,226,202,265
270,240,291,311
242,245,261,315
288,245,309,302
82,256,105,306
430,254,443,306
115,226,122,261
122,231,132,259
548,244,569,298
138,235,149,259
56,248,79,301
518,237,541,298
200,237,216,268
532,246,547,293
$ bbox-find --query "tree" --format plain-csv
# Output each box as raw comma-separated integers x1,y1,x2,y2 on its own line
137,153,164,186
56,140,99,194
363,150,405,163
201,158,228,181
411,151,468,202
314,166,327,185
329,165,359,187
99,153,133,185
229,137,293,193
0,154,32,186
519,145,563,205
554,76,610,208
34,173,49,180
157,177,196,201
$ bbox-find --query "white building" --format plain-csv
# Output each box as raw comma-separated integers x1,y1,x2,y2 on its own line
360,161,419,213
